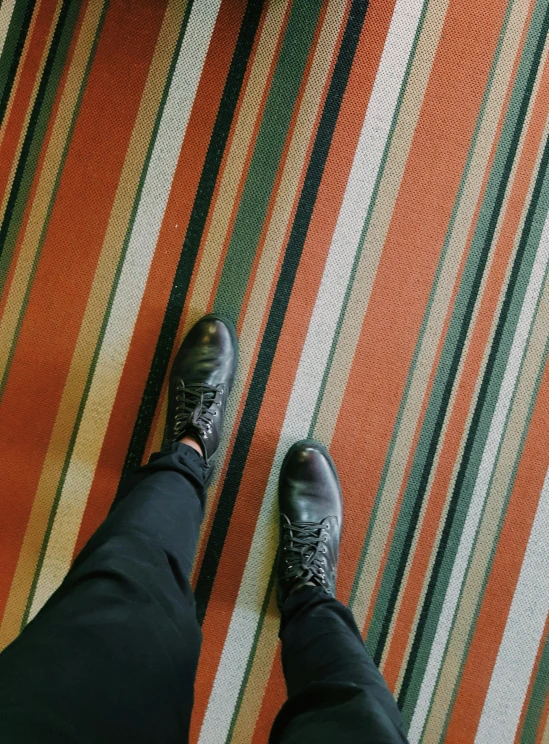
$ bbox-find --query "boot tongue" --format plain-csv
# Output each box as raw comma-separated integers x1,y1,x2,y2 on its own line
190,404,203,427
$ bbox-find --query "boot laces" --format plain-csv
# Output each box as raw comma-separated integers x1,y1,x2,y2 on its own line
281,520,329,588
173,380,222,439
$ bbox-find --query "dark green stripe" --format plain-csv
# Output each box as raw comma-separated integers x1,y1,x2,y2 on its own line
398,71,549,721
439,326,549,742
194,0,370,626
19,0,114,627
214,0,323,319
21,0,191,624
365,0,549,681
119,0,265,478
0,0,33,128
0,0,82,299
521,626,549,743
0,0,85,404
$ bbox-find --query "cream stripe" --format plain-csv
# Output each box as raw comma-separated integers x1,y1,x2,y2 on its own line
391,41,549,703
199,1,426,739
228,586,280,744
0,0,16,59
312,0,449,448
475,462,549,743
0,0,184,648
147,0,289,465
183,0,288,321
211,5,349,738
409,157,549,743
373,0,536,669
423,118,549,744
0,0,98,392
426,201,549,744
194,0,346,575
27,0,221,619
0,0,61,226
347,0,532,636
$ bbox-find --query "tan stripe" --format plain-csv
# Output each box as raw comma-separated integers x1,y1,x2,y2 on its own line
0,0,60,226
349,0,533,635
388,84,541,716
145,0,344,589
308,0,450,623
0,0,42,150
228,585,280,744
311,0,450,451
0,0,94,387
0,0,184,647
380,0,538,674
422,126,549,744
390,29,549,702
147,0,290,458
213,9,349,731
542,707,549,744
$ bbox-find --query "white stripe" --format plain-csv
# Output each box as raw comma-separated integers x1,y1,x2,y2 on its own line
199,1,426,740
0,0,16,60
28,0,222,618
475,465,549,743
408,206,549,743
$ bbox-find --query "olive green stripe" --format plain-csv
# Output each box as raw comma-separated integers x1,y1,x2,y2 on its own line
21,0,194,627
213,0,324,322
366,0,546,678
309,0,429,437
398,1,549,713
0,0,33,128
0,0,98,404
0,0,82,299
521,623,549,743
438,323,549,742
353,0,515,645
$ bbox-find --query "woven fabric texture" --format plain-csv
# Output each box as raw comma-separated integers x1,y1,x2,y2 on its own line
1,1,549,742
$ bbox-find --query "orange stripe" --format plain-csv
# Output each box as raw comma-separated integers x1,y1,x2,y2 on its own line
190,0,396,733
0,0,167,620
0,0,89,319
73,0,248,557
0,1,56,206
139,0,277,469
446,363,549,740
189,0,324,579
381,2,547,687
329,0,510,609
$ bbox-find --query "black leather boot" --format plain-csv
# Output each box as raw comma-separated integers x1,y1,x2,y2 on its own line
276,439,343,609
163,314,238,485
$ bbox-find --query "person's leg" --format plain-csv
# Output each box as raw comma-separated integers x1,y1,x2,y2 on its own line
270,440,408,744
0,314,238,744
0,443,205,744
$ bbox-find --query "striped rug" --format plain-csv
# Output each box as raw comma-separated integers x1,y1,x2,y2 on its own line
1,0,549,741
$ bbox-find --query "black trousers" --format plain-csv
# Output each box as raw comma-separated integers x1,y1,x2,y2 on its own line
0,443,408,743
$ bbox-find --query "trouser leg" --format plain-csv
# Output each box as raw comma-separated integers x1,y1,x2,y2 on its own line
0,442,206,744
270,586,408,744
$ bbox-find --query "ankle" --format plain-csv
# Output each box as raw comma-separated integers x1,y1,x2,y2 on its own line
179,434,204,459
